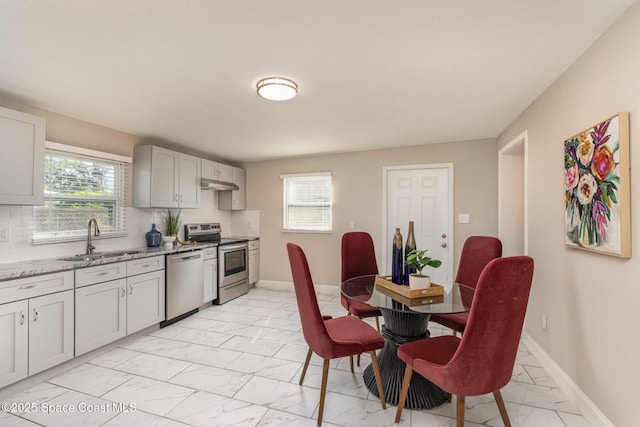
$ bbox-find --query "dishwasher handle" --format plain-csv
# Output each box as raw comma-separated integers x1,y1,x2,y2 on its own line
169,253,202,263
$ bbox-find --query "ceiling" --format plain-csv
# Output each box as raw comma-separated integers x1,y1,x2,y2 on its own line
0,1,637,162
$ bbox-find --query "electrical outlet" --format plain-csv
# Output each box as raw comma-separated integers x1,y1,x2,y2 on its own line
0,227,9,242
542,314,548,331
349,221,355,229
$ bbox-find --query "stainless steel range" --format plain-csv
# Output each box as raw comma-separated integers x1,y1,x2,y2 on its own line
184,223,249,304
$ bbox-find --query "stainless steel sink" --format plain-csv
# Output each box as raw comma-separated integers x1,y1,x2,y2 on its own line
58,250,141,262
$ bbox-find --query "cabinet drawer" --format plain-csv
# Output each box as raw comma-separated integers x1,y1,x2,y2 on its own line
127,256,165,276
201,248,217,260
0,271,74,305
75,262,126,288
248,240,259,250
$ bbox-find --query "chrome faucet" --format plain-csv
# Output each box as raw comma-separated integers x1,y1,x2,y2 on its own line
86,218,100,254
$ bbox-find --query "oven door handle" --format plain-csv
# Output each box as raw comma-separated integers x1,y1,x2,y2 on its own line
220,244,248,252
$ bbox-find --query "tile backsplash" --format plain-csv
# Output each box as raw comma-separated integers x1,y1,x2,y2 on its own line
0,191,258,264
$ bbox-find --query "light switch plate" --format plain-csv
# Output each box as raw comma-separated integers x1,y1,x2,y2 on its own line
458,214,470,224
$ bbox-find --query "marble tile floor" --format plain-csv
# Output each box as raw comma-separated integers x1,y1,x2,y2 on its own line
0,287,590,427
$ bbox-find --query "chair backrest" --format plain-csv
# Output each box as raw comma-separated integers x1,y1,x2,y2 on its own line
442,256,534,396
287,243,334,357
455,236,502,288
341,232,379,282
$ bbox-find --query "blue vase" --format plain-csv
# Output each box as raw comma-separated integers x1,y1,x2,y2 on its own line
391,228,403,284
146,224,162,247
403,221,416,284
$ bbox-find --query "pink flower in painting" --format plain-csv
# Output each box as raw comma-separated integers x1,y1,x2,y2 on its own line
577,135,595,166
565,163,579,192
592,200,608,240
591,145,614,181
577,173,597,205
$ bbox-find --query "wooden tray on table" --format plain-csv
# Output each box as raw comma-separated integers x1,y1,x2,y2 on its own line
374,275,444,306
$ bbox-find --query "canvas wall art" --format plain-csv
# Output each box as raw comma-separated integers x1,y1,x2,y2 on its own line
564,112,630,257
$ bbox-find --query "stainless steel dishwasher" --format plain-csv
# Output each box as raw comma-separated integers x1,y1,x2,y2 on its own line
164,250,203,325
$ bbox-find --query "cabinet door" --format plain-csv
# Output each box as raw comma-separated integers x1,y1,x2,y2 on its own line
178,153,201,208
217,163,233,182
249,249,259,285
150,147,179,207
75,279,127,356
28,290,74,375
126,270,165,334
0,106,45,205
0,300,28,388
203,257,218,303
232,167,246,210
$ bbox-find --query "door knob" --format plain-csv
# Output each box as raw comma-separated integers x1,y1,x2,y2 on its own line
441,243,447,248
441,233,447,238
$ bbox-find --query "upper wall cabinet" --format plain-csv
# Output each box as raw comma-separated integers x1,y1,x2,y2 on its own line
0,107,45,205
201,159,232,183
133,145,201,208
218,166,246,210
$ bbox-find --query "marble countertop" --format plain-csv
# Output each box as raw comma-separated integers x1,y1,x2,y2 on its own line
0,243,218,282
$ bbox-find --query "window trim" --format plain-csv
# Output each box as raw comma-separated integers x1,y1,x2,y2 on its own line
281,171,333,233
32,142,131,245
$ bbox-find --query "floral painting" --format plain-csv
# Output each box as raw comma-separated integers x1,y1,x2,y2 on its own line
564,112,630,257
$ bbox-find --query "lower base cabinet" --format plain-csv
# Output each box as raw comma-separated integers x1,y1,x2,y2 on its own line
75,256,165,356
0,289,74,388
75,279,127,356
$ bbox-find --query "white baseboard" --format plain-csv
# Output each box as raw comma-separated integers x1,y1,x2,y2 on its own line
521,333,614,427
256,280,341,296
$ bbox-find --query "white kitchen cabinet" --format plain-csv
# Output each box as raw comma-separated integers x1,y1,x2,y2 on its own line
248,240,259,285
126,270,165,334
218,166,246,210
75,278,127,356
28,290,74,375
202,159,233,183
0,300,28,388
202,247,218,303
75,256,165,355
0,271,74,388
133,145,201,208
0,106,45,205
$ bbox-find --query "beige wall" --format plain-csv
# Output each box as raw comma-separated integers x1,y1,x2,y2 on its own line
244,138,499,286
498,4,640,426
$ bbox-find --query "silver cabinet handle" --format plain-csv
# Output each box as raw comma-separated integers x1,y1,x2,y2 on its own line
19,284,36,290
33,308,38,322
121,287,126,297
141,264,151,268
129,285,133,295
20,311,25,325
97,272,108,276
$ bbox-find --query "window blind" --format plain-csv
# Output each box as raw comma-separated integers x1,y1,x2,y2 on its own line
33,144,129,243
282,172,332,231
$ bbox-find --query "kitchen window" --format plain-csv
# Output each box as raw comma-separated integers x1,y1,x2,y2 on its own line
282,172,332,232
32,142,131,243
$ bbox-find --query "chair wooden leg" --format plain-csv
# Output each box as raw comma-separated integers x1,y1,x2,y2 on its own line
493,390,512,427
317,359,330,427
375,316,380,331
349,355,354,373
369,350,386,409
357,353,361,366
300,348,313,385
456,395,465,427
394,364,413,423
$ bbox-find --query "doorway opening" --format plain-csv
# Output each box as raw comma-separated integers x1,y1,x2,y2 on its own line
498,131,528,256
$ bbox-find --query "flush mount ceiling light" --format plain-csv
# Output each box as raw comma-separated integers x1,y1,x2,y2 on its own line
256,77,298,101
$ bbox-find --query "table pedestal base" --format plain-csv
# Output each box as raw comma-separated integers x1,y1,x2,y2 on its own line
362,308,447,409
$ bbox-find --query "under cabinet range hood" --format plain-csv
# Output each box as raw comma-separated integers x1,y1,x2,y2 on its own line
200,178,239,191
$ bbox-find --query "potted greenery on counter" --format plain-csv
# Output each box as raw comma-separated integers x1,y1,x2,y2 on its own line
162,209,181,248
406,248,442,289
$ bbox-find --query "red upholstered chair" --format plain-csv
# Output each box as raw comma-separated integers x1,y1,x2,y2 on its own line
340,232,382,331
430,236,502,335
287,243,386,426
395,256,534,427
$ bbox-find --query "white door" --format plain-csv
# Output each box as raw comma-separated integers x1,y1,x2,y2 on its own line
384,165,453,286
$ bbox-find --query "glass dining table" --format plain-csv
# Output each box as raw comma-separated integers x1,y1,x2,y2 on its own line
341,274,474,409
